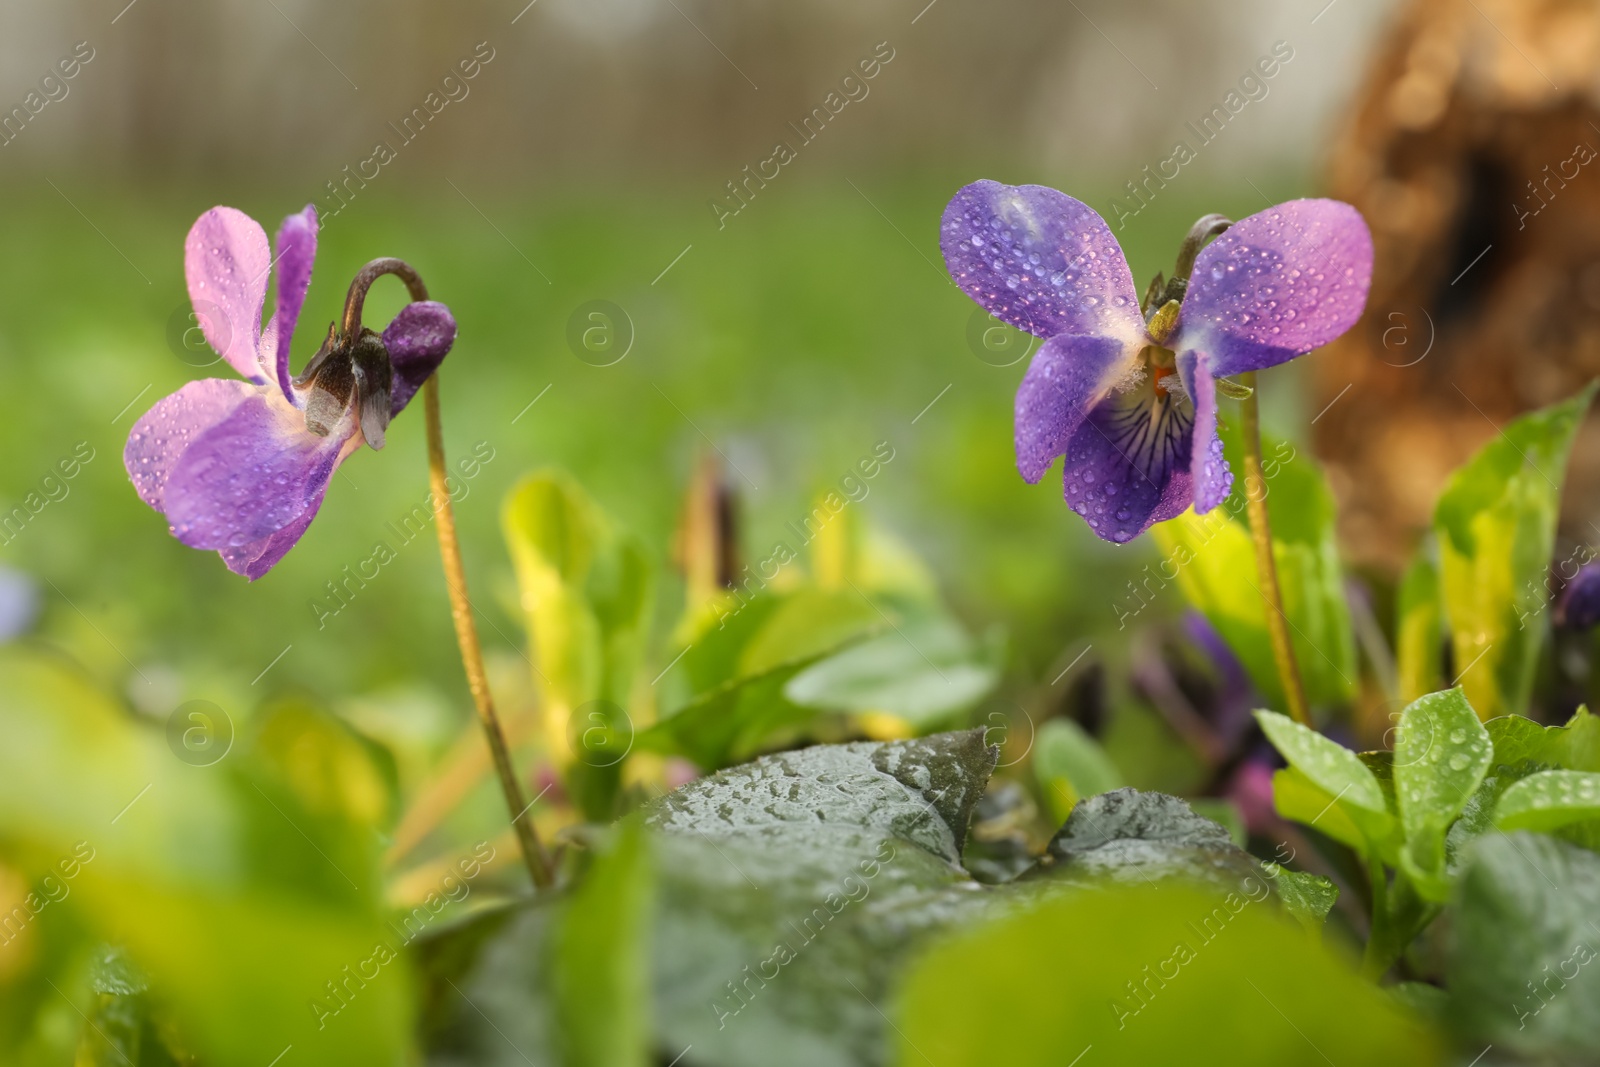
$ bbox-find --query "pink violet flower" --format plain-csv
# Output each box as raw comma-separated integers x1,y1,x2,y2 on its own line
124,204,457,579
941,180,1373,543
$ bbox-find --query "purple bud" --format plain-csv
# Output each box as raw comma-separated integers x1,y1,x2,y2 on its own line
1556,562,1600,629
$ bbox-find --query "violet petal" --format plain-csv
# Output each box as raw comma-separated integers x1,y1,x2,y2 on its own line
123,378,258,511
383,301,458,416
1015,332,1139,483
1176,198,1372,376
219,488,328,580
1176,349,1232,513
271,205,319,402
162,393,353,550
184,207,271,383
1062,393,1195,543
941,180,1145,342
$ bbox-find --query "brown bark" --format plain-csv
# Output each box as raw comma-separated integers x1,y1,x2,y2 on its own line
1316,0,1600,569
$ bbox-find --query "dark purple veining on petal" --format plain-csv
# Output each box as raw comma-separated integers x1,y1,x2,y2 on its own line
1062,391,1195,543
940,180,1373,546
941,180,1145,342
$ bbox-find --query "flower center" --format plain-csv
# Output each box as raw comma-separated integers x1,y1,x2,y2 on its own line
1135,341,1182,400
293,324,394,450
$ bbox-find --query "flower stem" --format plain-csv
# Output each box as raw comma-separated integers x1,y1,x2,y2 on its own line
1238,371,1311,728
1359,854,1391,979
423,372,555,890
341,258,554,890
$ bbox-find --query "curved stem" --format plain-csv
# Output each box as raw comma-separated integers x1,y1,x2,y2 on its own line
1239,371,1311,727
1171,213,1232,283
423,373,555,890
342,258,429,336
340,256,553,890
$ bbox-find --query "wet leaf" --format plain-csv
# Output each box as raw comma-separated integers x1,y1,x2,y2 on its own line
1448,832,1600,1059
1393,689,1492,899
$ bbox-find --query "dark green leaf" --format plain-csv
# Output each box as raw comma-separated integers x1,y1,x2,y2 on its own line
1448,832,1600,1059
428,731,1003,1067
1022,788,1263,893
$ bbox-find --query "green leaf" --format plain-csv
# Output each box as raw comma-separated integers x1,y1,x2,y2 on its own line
1151,423,1357,708
1022,788,1264,893
1485,713,1558,765
549,822,653,1067
433,731,1003,1067
1393,689,1493,898
895,884,1441,1066
783,614,999,728
0,649,409,1067
639,614,882,769
734,588,881,678
502,469,605,713
1556,706,1600,771
1445,763,1540,872
1262,864,1339,935
1388,981,1450,1023
1031,718,1124,823
430,729,1316,1067
1270,767,1369,852
587,530,655,708
1492,770,1600,833
503,470,655,816
1395,554,1444,702
1448,832,1600,1059
1482,707,1600,772
1434,382,1596,718
1187,798,1246,846
644,584,892,768
1255,710,1387,815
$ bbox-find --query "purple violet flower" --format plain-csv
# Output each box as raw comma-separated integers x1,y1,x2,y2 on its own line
1556,561,1600,629
124,205,457,579
941,181,1372,542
